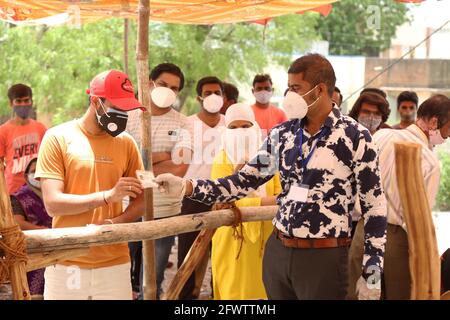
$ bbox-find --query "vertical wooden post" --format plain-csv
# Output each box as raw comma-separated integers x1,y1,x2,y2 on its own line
136,0,156,300
123,18,129,75
0,163,30,300
395,142,441,300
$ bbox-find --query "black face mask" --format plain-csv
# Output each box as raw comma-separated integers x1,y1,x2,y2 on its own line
95,105,128,137
14,105,33,119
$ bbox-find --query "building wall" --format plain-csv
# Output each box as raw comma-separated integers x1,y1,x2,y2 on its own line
365,58,450,124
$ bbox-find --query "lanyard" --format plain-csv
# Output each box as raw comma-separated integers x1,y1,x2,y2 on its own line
299,127,329,171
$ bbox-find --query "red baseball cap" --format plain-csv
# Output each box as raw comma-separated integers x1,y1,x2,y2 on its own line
87,70,145,111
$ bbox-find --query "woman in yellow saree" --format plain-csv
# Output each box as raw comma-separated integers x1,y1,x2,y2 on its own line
211,103,281,300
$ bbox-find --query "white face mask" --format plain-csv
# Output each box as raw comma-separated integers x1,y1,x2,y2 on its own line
201,94,223,114
27,173,41,189
358,114,382,133
429,129,446,146
254,90,273,104
150,82,177,109
223,127,260,165
282,86,320,120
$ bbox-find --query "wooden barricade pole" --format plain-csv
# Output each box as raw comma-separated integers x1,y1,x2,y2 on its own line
162,228,215,300
136,0,156,300
395,142,440,300
0,163,30,300
24,206,277,253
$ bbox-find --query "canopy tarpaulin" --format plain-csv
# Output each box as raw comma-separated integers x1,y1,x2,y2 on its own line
0,0,338,25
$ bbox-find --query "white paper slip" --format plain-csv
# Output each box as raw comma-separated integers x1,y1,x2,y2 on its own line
136,170,159,188
287,184,309,202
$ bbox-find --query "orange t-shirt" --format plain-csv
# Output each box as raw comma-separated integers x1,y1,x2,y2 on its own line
35,120,144,269
0,119,47,194
251,104,288,136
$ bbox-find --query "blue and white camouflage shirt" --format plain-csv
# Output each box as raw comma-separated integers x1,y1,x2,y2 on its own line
188,106,387,274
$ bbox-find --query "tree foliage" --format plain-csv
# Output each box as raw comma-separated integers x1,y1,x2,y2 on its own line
0,13,318,124
436,150,450,211
316,0,411,56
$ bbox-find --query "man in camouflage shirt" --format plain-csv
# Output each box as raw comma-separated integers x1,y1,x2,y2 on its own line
153,54,387,300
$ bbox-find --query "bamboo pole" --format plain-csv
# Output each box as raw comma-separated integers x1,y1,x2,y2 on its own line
26,248,89,272
394,142,441,300
24,206,277,253
0,163,30,300
136,0,155,300
162,229,215,300
123,18,129,75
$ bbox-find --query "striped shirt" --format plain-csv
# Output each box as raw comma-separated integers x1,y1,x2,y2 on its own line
126,108,192,153
373,124,440,230
188,106,387,274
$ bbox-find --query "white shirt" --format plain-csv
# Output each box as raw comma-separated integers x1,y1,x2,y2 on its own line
373,124,441,230
126,108,192,219
184,114,225,180
126,108,192,152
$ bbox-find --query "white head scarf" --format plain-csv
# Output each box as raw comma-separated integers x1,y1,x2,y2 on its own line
224,103,256,127
222,103,262,163
222,103,266,197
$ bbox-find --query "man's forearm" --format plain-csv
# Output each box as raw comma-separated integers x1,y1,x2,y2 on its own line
154,161,189,177
113,193,145,224
362,214,387,279
152,152,171,165
45,192,107,217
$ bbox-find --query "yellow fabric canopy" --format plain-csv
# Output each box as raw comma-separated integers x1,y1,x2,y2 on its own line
0,0,338,25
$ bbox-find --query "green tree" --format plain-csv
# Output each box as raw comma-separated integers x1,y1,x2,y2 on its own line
0,20,127,124
316,0,411,56
0,13,318,124
148,13,317,115
436,151,450,211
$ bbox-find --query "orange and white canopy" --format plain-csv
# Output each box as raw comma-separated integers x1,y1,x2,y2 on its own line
0,1,339,25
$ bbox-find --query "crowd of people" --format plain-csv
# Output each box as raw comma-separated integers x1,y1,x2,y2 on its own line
1,53,449,300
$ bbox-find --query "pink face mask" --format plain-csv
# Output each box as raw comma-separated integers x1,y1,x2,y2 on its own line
429,129,445,146
417,118,446,147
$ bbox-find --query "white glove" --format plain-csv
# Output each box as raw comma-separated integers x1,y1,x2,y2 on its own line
153,190,182,218
356,275,381,300
154,173,186,198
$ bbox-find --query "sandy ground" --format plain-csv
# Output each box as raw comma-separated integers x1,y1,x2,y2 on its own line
161,237,213,299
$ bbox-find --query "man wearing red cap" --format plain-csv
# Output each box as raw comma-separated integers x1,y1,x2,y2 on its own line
35,70,146,300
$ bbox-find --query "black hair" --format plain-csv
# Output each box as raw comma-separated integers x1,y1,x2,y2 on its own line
150,63,185,91
288,53,336,97
24,157,38,175
223,82,239,102
334,86,343,104
417,94,450,128
349,92,391,123
360,87,387,99
397,91,419,109
196,76,224,96
252,74,272,87
88,96,106,106
8,83,32,102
